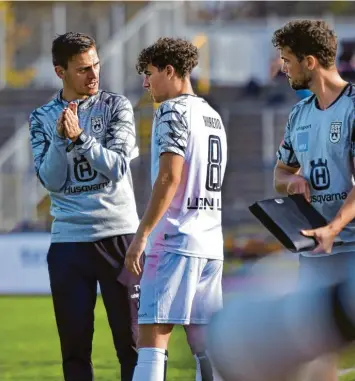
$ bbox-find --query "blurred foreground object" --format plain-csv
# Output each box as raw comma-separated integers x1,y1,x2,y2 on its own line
208,270,355,381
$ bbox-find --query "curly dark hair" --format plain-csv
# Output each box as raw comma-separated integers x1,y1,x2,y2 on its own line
272,20,337,68
52,32,96,69
136,37,198,78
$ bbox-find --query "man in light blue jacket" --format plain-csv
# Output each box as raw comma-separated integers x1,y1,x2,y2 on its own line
29,32,141,381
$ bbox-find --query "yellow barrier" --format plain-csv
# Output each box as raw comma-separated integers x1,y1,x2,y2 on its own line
192,34,210,95
0,1,35,88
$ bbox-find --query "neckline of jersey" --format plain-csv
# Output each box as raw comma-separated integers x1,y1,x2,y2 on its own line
313,82,351,111
177,93,198,98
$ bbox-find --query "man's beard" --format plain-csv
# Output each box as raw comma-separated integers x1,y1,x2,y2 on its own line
289,73,312,90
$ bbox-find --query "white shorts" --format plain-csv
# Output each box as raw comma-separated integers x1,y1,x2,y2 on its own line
138,252,223,325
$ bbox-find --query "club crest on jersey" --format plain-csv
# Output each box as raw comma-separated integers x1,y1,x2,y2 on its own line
91,116,105,137
329,122,341,143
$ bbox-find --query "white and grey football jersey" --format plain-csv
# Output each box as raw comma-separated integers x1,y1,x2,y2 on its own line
277,83,355,254
146,94,227,260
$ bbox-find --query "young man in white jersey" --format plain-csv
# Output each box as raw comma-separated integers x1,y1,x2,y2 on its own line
208,20,355,381
125,37,227,381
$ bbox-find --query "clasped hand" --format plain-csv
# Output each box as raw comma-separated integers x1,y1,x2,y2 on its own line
56,102,83,142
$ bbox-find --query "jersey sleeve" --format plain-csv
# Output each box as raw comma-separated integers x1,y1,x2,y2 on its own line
276,106,300,168
154,99,189,158
29,108,69,192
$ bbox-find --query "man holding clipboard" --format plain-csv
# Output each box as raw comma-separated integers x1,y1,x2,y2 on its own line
272,20,355,381
208,20,355,381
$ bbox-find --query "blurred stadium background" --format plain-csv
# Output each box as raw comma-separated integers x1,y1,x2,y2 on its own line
2,1,355,380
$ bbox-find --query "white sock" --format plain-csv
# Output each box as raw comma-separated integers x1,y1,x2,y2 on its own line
132,347,168,381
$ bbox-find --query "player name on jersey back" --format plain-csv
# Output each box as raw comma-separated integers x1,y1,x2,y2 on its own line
203,116,222,129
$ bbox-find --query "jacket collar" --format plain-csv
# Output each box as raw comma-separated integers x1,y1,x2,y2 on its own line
55,89,101,110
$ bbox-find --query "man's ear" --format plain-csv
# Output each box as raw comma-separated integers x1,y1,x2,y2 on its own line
55,66,65,80
305,55,316,71
166,65,175,80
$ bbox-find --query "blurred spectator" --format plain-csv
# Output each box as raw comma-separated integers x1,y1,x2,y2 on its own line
10,219,51,233
338,48,355,81
267,54,287,104
185,1,355,24
269,55,284,80
243,78,262,98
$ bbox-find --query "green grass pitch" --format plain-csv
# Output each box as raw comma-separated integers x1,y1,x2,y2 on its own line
0,296,194,381
1,295,355,380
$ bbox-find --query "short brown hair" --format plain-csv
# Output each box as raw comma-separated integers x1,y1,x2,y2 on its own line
136,37,198,78
272,20,337,68
52,32,96,69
